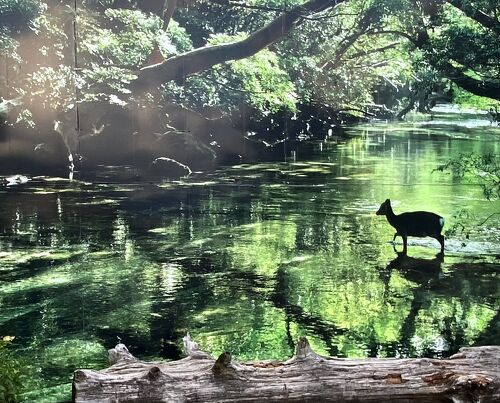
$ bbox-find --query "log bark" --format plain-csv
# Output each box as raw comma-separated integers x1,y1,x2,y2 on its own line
73,334,500,402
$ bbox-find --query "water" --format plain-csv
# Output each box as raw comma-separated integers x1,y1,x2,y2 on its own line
1,115,499,402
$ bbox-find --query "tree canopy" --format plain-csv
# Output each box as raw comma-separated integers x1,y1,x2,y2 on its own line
0,0,499,171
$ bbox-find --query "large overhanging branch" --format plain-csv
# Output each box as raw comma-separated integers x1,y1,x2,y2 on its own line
130,0,340,91
441,62,500,100
445,0,500,34
413,16,500,101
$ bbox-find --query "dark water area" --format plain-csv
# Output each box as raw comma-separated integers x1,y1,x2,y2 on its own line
1,109,499,401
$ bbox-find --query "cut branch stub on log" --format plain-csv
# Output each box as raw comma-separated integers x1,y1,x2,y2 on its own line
182,332,211,360
107,343,137,365
73,335,500,402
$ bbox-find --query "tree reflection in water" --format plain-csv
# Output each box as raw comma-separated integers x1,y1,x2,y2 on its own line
0,123,499,401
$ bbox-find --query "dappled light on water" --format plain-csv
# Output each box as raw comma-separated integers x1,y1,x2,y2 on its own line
0,118,499,401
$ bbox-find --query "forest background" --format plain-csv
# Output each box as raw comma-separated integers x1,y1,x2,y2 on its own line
0,0,499,175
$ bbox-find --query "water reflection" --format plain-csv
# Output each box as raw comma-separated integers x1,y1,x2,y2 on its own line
0,121,499,401
382,252,444,285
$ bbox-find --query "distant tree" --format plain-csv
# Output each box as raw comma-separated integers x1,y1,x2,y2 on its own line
415,0,500,100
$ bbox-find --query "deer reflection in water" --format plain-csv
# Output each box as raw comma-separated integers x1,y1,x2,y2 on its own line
388,252,443,279
377,251,447,355
378,251,445,300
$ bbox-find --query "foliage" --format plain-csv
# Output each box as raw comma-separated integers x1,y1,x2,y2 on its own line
2,3,195,127
451,84,500,110
0,336,23,403
0,25,17,54
418,0,500,100
163,75,220,110
432,3,499,74
212,34,297,113
437,153,500,201
79,8,162,67
175,2,268,47
166,21,194,54
0,0,42,34
5,65,75,127
0,0,499,144
172,0,416,112
0,0,43,54
274,0,416,111
163,32,297,113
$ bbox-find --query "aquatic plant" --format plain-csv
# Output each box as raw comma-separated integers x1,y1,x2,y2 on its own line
0,336,23,403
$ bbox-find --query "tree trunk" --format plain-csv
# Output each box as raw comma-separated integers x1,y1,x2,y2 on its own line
73,335,500,402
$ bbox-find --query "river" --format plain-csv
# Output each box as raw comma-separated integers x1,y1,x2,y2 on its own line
1,107,499,402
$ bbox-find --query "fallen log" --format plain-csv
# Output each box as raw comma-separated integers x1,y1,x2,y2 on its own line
73,335,500,402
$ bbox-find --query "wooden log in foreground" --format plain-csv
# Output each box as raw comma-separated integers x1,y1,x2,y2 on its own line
73,335,500,402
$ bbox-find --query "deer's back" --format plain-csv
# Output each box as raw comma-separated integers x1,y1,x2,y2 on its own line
396,211,444,237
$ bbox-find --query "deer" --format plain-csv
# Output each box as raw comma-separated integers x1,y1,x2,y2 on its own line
376,199,445,254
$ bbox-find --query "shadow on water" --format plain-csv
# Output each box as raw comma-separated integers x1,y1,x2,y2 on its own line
377,252,445,357
377,249,499,358
380,251,444,289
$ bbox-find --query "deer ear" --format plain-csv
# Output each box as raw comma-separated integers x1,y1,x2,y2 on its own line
385,199,390,204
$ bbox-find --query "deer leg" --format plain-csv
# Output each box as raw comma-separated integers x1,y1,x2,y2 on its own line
392,243,398,253
437,234,445,253
402,234,408,254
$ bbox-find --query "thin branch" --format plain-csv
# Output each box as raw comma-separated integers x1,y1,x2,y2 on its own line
305,10,360,21
345,41,399,60
320,29,370,70
320,21,411,72
365,30,416,44
207,0,343,21
477,212,500,227
207,0,290,14
352,60,388,68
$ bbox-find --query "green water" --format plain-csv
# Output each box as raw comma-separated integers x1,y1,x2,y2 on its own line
1,115,499,402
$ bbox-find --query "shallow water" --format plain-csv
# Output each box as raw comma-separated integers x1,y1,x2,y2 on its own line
1,115,499,402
